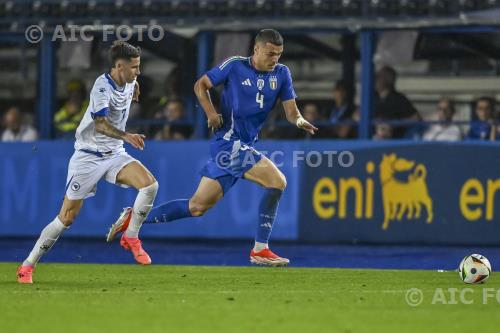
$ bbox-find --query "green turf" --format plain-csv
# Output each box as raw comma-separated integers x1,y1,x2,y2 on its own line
1,263,499,333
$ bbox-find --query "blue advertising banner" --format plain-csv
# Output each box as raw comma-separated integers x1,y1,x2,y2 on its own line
0,141,299,240
3,140,500,245
299,141,500,245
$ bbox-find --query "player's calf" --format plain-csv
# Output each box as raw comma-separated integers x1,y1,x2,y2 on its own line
125,181,158,238
21,217,69,266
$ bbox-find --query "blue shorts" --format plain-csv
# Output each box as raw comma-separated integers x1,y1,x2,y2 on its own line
200,138,263,194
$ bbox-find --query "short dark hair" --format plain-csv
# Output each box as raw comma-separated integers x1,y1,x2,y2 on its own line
477,96,495,112
109,41,141,67
334,79,349,92
378,66,397,89
255,29,283,46
439,97,455,114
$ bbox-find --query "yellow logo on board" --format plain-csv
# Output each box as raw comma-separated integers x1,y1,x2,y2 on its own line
312,153,434,230
379,153,433,230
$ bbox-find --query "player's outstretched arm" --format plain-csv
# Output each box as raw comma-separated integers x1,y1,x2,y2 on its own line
194,75,223,131
282,99,318,135
94,116,145,150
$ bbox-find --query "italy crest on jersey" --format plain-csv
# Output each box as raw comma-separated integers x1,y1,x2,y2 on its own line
269,76,278,90
257,78,264,91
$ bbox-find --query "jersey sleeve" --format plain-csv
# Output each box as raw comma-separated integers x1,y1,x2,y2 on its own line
90,79,110,119
205,57,240,87
279,65,297,102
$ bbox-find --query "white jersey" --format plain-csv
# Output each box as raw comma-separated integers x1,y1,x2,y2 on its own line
74,73,135,153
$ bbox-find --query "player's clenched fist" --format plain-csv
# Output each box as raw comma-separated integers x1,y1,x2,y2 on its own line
124,133,146,150
296,116,318,135
207,113,223,132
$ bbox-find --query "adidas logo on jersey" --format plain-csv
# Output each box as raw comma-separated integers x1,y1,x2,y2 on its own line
241,79,252,86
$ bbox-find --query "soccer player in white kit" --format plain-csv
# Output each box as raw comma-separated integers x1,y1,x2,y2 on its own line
17,41,158,284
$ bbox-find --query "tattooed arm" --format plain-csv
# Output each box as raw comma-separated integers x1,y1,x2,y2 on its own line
94,116,145,150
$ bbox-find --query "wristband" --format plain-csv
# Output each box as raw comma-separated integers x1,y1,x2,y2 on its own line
296,116,307,128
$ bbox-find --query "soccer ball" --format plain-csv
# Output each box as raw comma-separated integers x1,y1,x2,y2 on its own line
458,254,492,284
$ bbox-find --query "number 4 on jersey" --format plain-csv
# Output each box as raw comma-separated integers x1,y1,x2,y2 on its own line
256,92,264,109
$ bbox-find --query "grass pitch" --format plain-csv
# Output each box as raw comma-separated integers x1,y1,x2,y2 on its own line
1,263,499,333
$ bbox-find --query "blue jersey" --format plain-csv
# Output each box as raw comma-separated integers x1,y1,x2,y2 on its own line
468,121,491,140
206,56,297,144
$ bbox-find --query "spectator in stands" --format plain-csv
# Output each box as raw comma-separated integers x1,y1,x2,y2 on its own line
301,103,322,139
154,99,192,140
328,79,355,138
468,96,495,140
304,103,320,122
423,97,462,141
129,76,155,120
490,109,500,141
53,79,89,138
1,106,38,142
372,123,393,140
156,66,182,111
128,75,156,136
374,66,420,138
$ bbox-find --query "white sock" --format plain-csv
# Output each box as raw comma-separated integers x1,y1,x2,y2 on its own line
253,241,269,252
23,216,68,266
125,181,158,238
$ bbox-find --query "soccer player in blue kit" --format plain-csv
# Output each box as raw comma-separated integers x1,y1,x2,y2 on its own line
107,29,317,266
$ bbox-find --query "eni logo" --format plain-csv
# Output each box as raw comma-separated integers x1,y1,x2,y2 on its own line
380,153,433,230
312,153,434,230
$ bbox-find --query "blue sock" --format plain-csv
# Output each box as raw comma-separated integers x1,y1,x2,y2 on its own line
256,188,283,243
144,199,192,224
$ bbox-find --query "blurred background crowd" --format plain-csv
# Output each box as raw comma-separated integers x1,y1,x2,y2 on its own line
1,0,500,143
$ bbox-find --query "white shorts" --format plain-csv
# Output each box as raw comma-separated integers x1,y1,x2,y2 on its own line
65,150,138,200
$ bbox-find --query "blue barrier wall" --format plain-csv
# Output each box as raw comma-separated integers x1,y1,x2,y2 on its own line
2,140,500,245
0,141,299,240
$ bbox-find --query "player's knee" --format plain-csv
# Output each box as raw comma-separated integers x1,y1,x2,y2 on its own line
137,175,157,190
189,199,212,217
278,174,287,190
58,212,77,226
189,204,208,217
269,172,287,190
140,180,159,198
